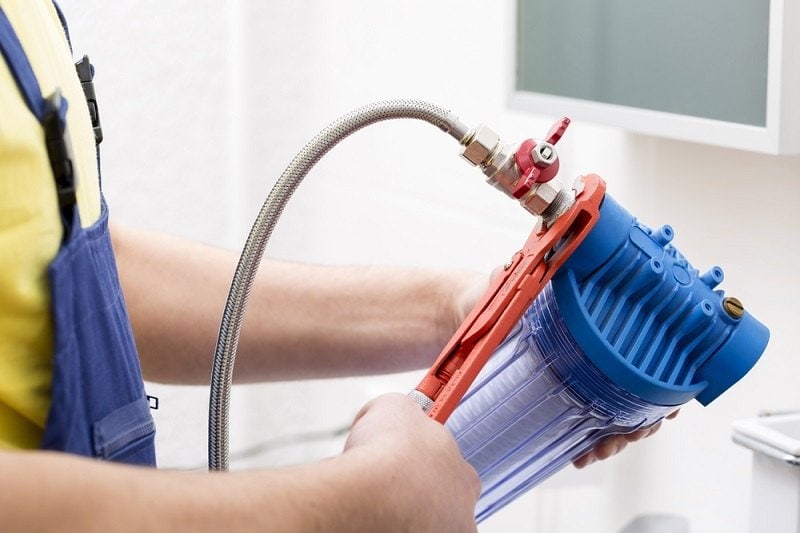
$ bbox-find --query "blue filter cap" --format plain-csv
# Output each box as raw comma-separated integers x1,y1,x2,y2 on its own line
551,193,769,406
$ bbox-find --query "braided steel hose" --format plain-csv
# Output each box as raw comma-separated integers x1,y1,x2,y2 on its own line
208,100,470,470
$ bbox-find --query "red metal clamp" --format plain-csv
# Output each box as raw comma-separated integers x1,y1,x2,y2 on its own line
415,173,606,423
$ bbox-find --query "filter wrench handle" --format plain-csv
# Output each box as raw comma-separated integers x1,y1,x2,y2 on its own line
411,174,606,423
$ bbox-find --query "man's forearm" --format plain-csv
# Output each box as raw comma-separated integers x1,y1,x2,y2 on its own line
0,450,390,532
0,395,481,532
111,224,478,384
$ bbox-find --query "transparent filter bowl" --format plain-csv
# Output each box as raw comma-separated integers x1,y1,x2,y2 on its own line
446,284,674,522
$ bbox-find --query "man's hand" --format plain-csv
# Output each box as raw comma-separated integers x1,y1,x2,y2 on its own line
344,394,481,532
572,410,680,468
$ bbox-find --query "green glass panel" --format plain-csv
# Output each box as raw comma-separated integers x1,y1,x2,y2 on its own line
517,0,769,126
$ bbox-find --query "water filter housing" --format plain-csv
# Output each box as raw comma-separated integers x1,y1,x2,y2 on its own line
446,191,769,521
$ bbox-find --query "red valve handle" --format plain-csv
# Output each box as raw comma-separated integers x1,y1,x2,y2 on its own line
546,116,571,146
512,117,571,199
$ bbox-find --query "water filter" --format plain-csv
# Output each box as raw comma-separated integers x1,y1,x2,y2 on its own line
207,100,768,524
442,191,769,521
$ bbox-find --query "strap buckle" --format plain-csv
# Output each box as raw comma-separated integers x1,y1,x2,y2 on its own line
43,89,77,210
75,55,103,145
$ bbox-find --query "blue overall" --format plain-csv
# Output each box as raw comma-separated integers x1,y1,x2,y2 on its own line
0,6,156,465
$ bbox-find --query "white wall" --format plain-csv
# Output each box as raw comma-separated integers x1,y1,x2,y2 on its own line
58,1,800,531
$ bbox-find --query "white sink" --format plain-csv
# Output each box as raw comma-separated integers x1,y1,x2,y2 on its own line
733,412,800,533
733,412,800,463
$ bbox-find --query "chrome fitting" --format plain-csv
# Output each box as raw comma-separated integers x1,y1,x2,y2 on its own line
443,112,471,143
519,178,575,225
461,125,500,166
484,142,522,196
457,120,576,227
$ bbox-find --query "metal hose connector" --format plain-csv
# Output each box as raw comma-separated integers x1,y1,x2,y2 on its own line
209,100,470,470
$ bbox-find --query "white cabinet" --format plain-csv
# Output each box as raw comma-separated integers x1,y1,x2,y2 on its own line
511,0,800,154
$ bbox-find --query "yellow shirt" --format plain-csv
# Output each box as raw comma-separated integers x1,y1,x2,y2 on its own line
0,0,100,448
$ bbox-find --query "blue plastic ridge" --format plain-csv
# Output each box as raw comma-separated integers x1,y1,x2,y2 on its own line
550,193,769,406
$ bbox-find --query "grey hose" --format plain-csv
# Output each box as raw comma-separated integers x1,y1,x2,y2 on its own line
209,100,471,470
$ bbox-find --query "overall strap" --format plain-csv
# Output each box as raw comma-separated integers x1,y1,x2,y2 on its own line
50,0,72,54
0,6,77,218
0,6,47,120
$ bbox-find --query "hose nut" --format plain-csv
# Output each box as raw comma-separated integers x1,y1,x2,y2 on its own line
521,179,564,216
462,125,500,166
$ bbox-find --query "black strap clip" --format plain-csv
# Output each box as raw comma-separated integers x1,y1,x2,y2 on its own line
43,89,77,210
75,55,103,145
